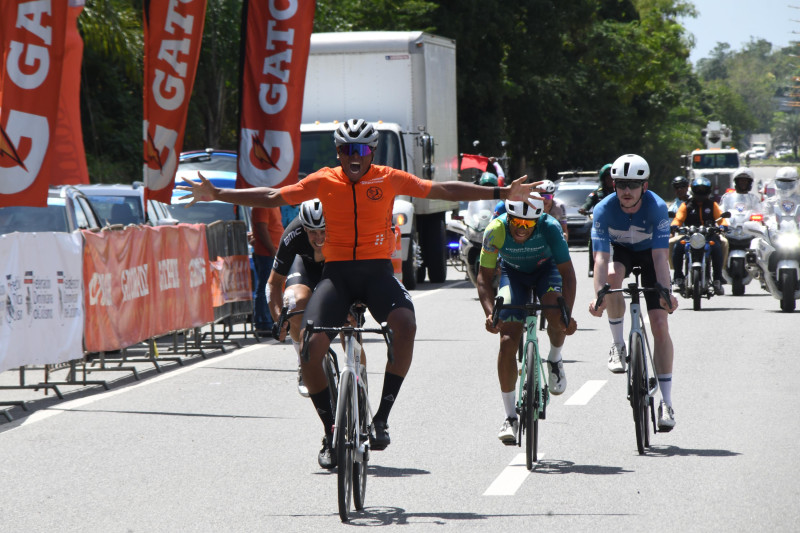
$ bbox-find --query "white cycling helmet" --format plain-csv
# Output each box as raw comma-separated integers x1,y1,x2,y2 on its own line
539,180,556,194
611,154,650,181
333,118,379,148
299,199,325,229
775,166,799,198
504,195,544,220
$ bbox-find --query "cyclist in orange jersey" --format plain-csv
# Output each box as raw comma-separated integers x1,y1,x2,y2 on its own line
179,119,544,467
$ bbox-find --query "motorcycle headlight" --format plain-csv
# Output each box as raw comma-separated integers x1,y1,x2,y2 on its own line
689,232,706,250
776,232,800,250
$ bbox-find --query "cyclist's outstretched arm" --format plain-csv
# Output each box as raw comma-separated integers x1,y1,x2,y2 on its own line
177,172,287,208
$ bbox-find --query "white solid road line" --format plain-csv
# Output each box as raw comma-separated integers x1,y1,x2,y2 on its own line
483,452,544,496
10,344,265,431
564,380,607,405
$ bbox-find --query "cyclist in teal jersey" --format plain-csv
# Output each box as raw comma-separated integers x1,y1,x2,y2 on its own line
477,195,578,444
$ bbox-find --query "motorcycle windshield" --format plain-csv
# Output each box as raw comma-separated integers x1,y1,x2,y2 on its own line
466,199,498,231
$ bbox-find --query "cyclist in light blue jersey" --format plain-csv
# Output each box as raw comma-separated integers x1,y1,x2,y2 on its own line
588,154,679,431
477,195,577,444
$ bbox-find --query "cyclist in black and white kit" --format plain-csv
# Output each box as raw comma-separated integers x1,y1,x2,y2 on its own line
268,199,327,398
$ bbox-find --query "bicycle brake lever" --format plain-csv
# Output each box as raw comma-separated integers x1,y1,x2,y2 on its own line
380,322,394,364
596,283,611,307
300,320,314,363
491,296,504,328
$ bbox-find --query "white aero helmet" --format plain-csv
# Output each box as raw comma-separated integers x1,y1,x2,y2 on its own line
505,195,545,220
539,180,556,194
775,166,799,198
299,199,325,229
611,154,650,181
333,119,379,148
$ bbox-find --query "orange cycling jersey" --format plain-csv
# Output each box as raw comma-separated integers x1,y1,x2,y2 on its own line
281,165,433,261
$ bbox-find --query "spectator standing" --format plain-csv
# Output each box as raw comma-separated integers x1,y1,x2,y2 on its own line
250,207,284,333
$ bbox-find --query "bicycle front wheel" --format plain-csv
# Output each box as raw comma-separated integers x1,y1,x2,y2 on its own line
629,336,649,455
353,383,369,510
524,340,539,470
336,374,354,522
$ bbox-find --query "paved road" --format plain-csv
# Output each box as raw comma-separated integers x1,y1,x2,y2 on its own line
1,248,798,532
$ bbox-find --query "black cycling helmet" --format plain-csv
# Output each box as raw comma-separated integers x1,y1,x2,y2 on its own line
333,119,379,148
672,176,689,189
299,199,325,229
690,177,712,201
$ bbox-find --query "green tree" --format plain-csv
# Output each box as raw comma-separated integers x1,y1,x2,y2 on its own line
773,111,800,158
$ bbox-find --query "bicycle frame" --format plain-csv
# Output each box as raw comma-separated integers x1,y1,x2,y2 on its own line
625,286,659,413
518,297,547,425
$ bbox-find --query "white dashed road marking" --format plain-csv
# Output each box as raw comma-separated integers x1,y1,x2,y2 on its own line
564,380,607,405
483,452,544,496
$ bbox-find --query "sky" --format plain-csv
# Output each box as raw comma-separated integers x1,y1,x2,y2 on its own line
679,0,799,64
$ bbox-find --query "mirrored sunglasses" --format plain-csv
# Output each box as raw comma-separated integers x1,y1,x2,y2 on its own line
508,216,537,229
339,143,374,156
615,180,643,190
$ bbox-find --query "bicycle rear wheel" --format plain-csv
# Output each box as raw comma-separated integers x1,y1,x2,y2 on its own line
524,340,539,470
629,336,648,455
336,375,354,522
352,383,369,510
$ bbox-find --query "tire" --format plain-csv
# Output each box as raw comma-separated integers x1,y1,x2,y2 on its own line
629,337,647,455
524,340,539,470
336,375,354,522
401,232,418,290
324,351,339,415
419,213,447,283
732,275,745,296
352,383,369,510
780,270,797,312
692,271,702,311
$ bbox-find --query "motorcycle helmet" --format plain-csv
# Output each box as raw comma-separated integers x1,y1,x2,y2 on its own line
539,179,556,194
611,154,650,181
732,167,754,193
299,199,325,229
775,166,799,199
333,118,379,148
690,177,712,201
478,172,498,187
598,163,612,181
672,176,689,189
504,196,544,220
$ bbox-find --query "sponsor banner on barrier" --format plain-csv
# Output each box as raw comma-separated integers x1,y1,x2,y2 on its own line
83,224,212,353
0,1,70,206
237,0,315,189
209,255,252,307
142,0,207,204
0,232,84,373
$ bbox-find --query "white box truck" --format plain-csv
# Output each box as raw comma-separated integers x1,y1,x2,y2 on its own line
299,31,459,288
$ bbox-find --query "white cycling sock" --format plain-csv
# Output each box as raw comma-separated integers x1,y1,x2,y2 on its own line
501,391,517,420
292,339,301,366
658,374,673,406
548,344,563,363
609,317,625,346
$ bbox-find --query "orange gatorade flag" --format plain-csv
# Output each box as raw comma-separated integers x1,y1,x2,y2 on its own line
0,1,70,207
142,0,207,204
236,0,315,190
50,0,89,186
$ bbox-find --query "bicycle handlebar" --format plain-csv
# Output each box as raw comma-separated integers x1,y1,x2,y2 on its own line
595,281,671,309
301,320,394,364
273,306,303,340
491,295,571,328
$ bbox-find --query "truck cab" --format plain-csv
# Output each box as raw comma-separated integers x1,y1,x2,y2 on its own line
682,148,740,200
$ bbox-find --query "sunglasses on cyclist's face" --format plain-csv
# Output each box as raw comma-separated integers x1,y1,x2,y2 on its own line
338,143,374,157
615,180,643,190
508,216,537,229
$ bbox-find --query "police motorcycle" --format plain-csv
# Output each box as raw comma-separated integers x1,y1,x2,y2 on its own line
673,212,730,311
719,169,762,296
744,205,800,313
452,172,500,287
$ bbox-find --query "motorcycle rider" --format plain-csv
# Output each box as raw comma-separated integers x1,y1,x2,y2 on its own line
671,177,729,295
668,176,691,216
720,168,761,214
579,164,614,276
477,195,577,444
588,154,678,431
762,167,800,225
